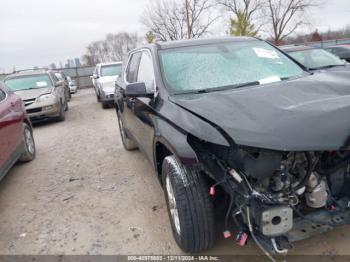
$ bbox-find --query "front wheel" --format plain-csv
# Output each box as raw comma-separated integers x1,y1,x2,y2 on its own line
57,102,65,122
101,101,109,109
117,111,137,150
162,156,215,253
19,123,36,162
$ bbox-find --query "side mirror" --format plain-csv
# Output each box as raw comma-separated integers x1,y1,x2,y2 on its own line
125,82,154,98
91,74,98,79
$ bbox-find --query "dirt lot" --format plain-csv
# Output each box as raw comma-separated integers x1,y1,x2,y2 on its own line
1,88,350,257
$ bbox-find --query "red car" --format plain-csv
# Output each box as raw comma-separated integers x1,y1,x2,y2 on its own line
0,81,36,180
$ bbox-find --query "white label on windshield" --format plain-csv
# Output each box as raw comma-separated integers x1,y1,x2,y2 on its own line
253,48,279,59
36,81,48,87
259,76,281,85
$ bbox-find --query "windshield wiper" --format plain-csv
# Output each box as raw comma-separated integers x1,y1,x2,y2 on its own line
309,64,345,70
175,81,260,95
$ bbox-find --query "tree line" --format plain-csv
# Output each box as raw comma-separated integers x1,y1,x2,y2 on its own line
83,0,325,66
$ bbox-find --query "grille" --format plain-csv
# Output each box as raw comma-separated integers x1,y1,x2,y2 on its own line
23,98,36,107
27,108,42,114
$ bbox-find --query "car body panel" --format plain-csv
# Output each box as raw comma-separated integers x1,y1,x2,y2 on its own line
0,82,28,180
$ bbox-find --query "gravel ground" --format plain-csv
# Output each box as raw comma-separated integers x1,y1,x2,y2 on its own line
1,88,350,257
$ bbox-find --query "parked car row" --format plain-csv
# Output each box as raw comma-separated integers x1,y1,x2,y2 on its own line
109,37,350,259
0,69,78,183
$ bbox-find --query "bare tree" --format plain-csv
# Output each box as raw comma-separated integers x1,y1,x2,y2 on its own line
186,0,218,38
141,0,217,41
141,0,186,41
82,32,138,66
265,0,316,45
218,0,264,35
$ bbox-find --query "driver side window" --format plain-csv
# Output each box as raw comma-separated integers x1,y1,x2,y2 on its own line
137,51,155,93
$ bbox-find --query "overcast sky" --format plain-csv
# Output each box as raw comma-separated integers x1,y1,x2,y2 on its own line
1,0,350,73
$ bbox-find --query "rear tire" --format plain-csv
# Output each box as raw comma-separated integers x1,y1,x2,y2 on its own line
19,123,36,162
117,111,137,150
162,156,215,253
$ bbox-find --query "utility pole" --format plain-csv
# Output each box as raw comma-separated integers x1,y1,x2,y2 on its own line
185,0,191,39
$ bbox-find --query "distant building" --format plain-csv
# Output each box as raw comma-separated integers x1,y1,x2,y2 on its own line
49,63,57,70
74,58,81,67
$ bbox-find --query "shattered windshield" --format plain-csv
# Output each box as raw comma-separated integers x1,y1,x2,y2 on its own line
159,40,305,94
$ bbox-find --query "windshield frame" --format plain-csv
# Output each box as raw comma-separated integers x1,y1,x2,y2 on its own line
5,74,54,92
158,40,308,95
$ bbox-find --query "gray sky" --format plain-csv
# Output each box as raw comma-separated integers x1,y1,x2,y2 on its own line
1,0,350,73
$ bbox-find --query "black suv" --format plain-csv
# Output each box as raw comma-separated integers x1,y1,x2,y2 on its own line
115,37,350,256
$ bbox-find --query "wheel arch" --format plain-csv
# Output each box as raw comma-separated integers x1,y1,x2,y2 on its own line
153,120,199,185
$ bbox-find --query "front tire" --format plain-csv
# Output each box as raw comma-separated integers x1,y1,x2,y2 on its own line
162,156,215,253
57,102,65,122
102,101,108,109
19,123,36,162
117,111,137,150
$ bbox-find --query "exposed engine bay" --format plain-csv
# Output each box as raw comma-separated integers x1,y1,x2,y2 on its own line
189,136,350,258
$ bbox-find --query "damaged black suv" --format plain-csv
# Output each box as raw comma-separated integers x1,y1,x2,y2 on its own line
114,37,350,257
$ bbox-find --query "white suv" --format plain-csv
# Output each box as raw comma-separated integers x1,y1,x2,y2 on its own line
91,62,122,109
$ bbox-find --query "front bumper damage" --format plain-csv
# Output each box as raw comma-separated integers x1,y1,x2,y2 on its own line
187,134,350,259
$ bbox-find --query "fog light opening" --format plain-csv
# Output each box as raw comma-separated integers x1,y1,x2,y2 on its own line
272,216,282,225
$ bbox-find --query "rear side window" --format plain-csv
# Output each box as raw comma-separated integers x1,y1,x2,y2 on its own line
126,52,142,83
0,88,6,102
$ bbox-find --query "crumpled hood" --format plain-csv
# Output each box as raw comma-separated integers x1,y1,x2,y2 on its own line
15,87,52,100
170,72,350,151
